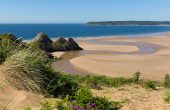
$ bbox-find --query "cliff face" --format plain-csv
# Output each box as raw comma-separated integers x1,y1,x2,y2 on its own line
29,33,83,52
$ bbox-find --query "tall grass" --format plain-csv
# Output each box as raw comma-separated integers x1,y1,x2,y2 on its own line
2,48,48,92
0,38,51,92
164,74,170,88
0,39,24,64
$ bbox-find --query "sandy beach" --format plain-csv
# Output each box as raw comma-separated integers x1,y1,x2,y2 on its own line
52,34,170,81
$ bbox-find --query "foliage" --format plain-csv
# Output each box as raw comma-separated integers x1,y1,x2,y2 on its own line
46,72,79,98
40,100,52,110
24,106,32,110
164,74,170,88
164,91,170,103
144,80,157,90
0,39,24,64
1,48,50,92
56,85,122,110
79,75,135,88
133,71,141,83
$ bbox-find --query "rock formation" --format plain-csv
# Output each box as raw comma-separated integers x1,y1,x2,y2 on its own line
53,37,67,51
29,33,83,52
65,38,83,50
29,32,53,52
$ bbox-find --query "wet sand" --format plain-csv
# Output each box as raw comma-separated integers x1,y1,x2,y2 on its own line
52,35,170,81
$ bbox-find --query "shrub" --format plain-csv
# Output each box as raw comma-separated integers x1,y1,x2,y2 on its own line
46,72,79,97
24,106,32,110
92,96,122,110
144,80,157,90
80,75,134,88
164,91,170,103
40,100,52,110
56,85,122,110
133,71,141,83
164,74,170,88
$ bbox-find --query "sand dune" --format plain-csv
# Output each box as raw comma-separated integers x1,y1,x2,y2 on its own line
92,85,170,110
0,71,43,110
0,85,43,110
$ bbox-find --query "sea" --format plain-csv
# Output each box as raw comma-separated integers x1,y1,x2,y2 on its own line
0,24,170,40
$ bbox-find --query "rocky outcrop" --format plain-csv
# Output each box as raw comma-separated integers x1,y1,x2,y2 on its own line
53,37,67,51
65,38,83,50
53,37,83,51
29,32,53,52
29,33,83,52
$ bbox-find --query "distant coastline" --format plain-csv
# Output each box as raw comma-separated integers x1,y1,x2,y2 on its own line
87,21,170,26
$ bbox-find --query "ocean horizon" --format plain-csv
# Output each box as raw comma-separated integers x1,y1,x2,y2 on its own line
0,24,170,39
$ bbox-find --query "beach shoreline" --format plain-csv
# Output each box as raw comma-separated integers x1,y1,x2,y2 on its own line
52,33,170,81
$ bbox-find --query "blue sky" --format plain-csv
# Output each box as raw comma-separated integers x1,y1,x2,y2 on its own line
0,0,170,23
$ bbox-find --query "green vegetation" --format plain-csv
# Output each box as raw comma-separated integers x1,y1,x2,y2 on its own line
144,80,157,90
24,106,32,110
164,74,170,88
56,84,122,110
46,73,80,97
133,71,141,83
0,38,23,64
40,100,52,110
87,21,170,25
164,90,170,103
2,48,49,92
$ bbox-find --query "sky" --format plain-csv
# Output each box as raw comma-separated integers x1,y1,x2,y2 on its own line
0,0,170,23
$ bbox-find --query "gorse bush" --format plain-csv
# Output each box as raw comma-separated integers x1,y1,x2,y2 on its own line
57,84,122,110
164,74,170,88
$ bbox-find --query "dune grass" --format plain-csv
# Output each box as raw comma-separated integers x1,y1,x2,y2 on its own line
2,48,49,92
0,39,24,64
0,38,52,92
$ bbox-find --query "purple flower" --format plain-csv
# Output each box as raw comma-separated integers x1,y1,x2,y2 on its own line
91,103,95,108
88,104,92,108
82,107,85,110
76,105,79,109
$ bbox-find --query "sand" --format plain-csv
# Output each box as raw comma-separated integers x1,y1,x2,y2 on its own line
52,52,65,58
0,71,43,110
52,35,170,81
92,85,170,110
